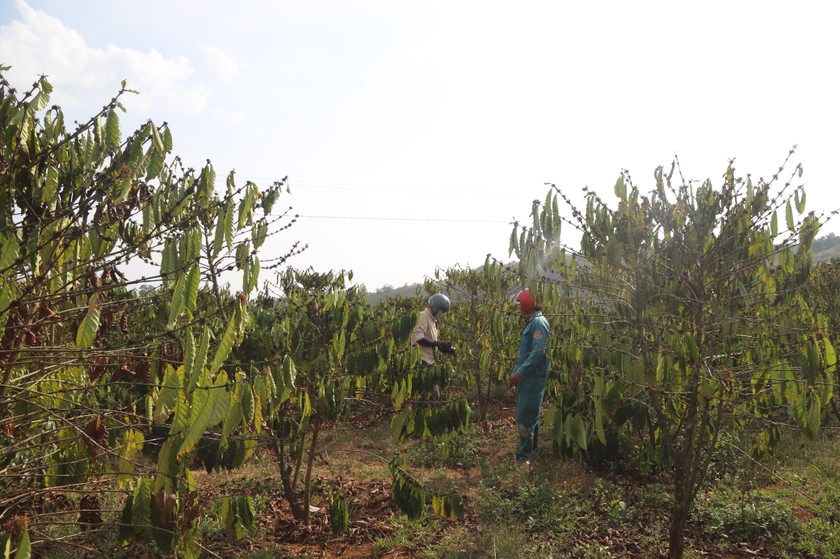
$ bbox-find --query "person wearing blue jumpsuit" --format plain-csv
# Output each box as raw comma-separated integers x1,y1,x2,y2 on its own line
508,289,550,464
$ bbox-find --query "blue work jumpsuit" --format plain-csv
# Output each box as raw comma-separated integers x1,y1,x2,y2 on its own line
514,311,550,462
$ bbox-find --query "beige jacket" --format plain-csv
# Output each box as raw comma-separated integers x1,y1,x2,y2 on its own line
410,307,438,365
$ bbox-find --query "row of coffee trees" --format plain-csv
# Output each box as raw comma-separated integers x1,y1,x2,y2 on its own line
491,159,837,559
1,67,836,559
380,155,838,559
0,67,304,557
0,69,474,558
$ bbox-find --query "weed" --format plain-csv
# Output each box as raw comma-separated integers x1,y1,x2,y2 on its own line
458,528,535,559
782,516,840,558
571,542,614,558
475,477,580,537
693,490,796,543
408,429,481,469
371,516,438,557
591,479,628,523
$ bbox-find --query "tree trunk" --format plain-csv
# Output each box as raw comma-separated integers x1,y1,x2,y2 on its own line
273,431,304,520
473,360,487,429
668,460,691,559
302,418,320,525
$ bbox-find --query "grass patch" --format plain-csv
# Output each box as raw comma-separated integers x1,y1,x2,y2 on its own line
371,516,441,557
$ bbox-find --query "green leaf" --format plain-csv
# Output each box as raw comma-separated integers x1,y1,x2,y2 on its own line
684,332,699,363
185,264,200,313
198,164,216,199
805,396,821,440
146,145,164,179
238,185,255,229
0,283,11,337
169,392,190,436
105,109,121,150
150,125,164,152
273,356,296,404
614,175,626,200
30,84,50,111
221,497,234,538
162,124,173,151
76,292,101,348
824,337,836,376
189,228,202,261
247,256,259,293
0,234,19,271
568,413,588,450
221,383,244,446
298,390,312,436
253,218,268,250
509,226,519,257
42,165,59,204
183,329,195,386
167,272,187,328
736,279,751,308
235,242,250,270
330,495,350,535
153,365,182,424
12,531,30,559
178,389,213,459
132,477,152,534
189,327,211,392
593,376,606,445
206,374,231,428
770,210,778,237
212,205,227,258
119,495,136,544
237,496,255,534
432,494,464,521
785,200,794,231
391,471,425,519
166,242,179,287
117,429,145,489
699,380,717,400
241,384,255,423
209,311,238,374
224,199,235,250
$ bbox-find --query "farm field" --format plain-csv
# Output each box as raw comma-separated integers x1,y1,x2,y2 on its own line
3,68,839,559
30,398,840,559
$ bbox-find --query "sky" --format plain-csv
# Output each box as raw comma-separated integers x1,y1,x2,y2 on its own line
2,0,838,291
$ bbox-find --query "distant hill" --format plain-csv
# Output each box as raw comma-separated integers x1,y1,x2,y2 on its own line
813,232,840,263
362,234,840,304
364,283,423,305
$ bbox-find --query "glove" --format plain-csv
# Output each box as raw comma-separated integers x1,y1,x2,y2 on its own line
436,341,456,355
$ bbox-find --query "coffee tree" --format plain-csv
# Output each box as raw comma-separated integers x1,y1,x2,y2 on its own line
805,259,840,419
434,261,519,427
513,155,836,559
236,268,413,524
0,68,297,557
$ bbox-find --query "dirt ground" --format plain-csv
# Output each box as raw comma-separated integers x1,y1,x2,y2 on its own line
196,401,521,559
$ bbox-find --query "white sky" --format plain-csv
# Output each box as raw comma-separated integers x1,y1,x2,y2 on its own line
2,0,838,290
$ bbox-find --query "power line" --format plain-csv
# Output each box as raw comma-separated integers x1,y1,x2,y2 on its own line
296,214,509,223
240,176,517,197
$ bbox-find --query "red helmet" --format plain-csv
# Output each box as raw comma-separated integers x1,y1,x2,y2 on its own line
515,289,537,311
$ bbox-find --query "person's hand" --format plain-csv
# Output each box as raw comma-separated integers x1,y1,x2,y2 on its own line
508,372,522,390
436,341,456,355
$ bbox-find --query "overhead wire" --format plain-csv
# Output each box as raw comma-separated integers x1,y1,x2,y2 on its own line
294,214,509,223
242,174,549,230
238,175,523,197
